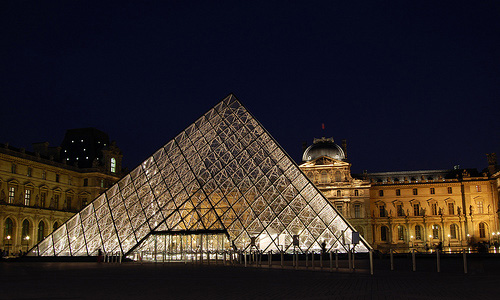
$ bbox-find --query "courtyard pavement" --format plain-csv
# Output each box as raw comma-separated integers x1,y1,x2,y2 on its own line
1,257,499,300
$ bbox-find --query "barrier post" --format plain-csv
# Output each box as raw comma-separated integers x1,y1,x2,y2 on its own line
412,249,416,272
335,250,339,271
281,250,284,269
390,249,394,271
329,251,333,272
436,249,440,273
244,252,247,267
369,249,374,275
305,251,308,269
463,249,468,274
320,252,323,270
312,251,315,270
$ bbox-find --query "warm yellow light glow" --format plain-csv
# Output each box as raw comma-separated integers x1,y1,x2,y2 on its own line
6,235,11,240
429,235,432,238
25,236,30,240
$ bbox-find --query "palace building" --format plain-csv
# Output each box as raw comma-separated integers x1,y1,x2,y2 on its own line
0,128,123,255
300,138,500,252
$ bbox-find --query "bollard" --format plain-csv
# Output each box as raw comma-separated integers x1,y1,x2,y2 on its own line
305,251,308,268
312,251,315,270
436,249,440,273
352,249,355,271
244,252,247,267
320,252,323,270
335,250,339,271
223,251,226,266
268,251,272,268
329,251,333,272
348,249,352,272
281,250,284,269
412,249,416,272
463,249,468,274
369,249,374,275
390,249,394,271
119,252,122,264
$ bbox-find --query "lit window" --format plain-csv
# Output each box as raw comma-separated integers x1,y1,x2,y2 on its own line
37,221,45,242
5,218,14,237
24,189,31,206
430,188,435,194
432,224,440,239
397,225,405,240
8,187,15,204
476,185,481,192
354,190,359,196
22,219,30,239
477,201,484,214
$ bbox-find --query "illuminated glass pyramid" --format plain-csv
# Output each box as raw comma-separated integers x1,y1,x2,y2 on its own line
30,94,370,257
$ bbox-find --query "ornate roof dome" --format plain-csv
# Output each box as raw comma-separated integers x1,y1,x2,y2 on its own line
302,137,345,162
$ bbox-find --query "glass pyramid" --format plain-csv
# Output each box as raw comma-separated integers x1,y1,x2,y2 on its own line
30,94,370,257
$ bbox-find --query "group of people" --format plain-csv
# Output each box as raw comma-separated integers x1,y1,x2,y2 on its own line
0,249,25,258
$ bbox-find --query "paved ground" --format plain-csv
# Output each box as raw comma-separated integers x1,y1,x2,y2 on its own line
1,257,499,300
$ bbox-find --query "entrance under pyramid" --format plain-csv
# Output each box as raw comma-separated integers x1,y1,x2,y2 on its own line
29,94,370,259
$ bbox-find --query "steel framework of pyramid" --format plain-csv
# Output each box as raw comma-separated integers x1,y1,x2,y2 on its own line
29,94,370,257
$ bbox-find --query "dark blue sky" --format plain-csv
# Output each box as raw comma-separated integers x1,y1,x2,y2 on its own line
1,1,499,173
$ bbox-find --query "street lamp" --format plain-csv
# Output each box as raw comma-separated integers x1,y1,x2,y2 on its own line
24,236,30,253
5,235,11,256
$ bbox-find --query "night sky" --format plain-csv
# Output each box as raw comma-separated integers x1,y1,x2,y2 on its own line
2,1,499,174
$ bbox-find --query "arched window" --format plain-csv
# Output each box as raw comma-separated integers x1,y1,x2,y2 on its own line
53,222,59,232
354,189,359,196
37,221,45,242
4,218,14,237
320,171,328,184
110,157,116,173
450,224,458,239
415,225,422,240
432,224,440,239
397,225,405,241
381,226,389,242
479,223,487,238
336,190,341,197
22,219,30,239
335,171,341,182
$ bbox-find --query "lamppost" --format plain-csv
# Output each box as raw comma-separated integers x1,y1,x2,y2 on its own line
447,234,451,252
24,236,30,253
5,235,11,256
429,235,433,253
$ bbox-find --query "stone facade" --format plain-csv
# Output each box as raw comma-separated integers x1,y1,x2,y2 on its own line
0,130,123,255
299,137,500,253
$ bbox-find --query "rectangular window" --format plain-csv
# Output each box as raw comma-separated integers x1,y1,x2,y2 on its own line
40,192,46,207
476,185,481,192
379,205,386,217
477,201,484,214
415,226,422,240
354,190,359,196
68,176,72,185
27,167,32,177
83,178,88,187
430,188,435,194
11,164,16,174
431,203,438,215
100,179,105,188
8,187,15,203
42,171,46,179
354,204,361,218
55,174,60,183
379,190,384,197
396,189,401,196
397,204,404,216
447,187,452,194
398,226,404,240
24,189,31,206
450,224,457,239
336,204,343,214
413,204,420,216
413,188,418,195
448,203,454,215
54,194,60,209
67,197,72,210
